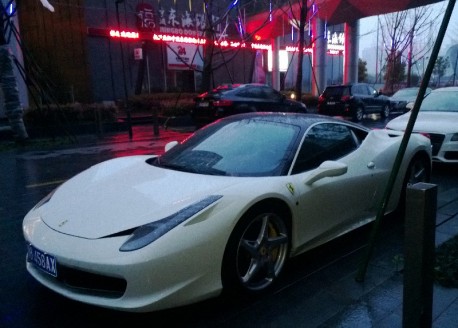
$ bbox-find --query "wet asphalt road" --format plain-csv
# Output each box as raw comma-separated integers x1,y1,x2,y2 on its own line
1,116,457,327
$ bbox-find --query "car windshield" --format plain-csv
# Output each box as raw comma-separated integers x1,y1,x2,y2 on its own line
420,90,458,112
153,119,301,177
323,86,349,97
393,88,418,98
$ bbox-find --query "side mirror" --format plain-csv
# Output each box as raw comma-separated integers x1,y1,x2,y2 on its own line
164,141,179,152
406,102,414,111
304,161,348,185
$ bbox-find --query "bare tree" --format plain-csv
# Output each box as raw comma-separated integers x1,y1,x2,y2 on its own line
433,55,450,86
1,2,28,140
404,7,439,87
294,0,308,100
0,0,54,141
380,4,439,92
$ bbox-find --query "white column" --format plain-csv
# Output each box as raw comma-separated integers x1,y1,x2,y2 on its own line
312,17,326,96
271,37,280,90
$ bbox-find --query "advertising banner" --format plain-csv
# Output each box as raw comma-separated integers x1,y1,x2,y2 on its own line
166,42,203,70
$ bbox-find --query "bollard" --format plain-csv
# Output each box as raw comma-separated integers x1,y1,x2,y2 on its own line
403,182,437,328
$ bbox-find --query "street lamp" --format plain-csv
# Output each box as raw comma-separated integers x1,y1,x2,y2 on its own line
115,0,133,139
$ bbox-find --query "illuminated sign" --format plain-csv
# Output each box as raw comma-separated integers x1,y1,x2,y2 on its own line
88,28,270,51
109,30,139,39
327,31,345,47
285,46,313,54
251,43,271,51
153,33,206,45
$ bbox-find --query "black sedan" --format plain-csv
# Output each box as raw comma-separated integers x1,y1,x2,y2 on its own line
192,83,307,127
389,87,432,114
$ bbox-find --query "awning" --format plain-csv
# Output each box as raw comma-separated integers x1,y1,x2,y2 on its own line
246,0,444,40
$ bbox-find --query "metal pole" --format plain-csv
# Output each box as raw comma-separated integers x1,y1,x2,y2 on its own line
115,0,133,139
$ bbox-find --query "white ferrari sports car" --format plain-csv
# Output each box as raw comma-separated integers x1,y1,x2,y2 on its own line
23,113,431,312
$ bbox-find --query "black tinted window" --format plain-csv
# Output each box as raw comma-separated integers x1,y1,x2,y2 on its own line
263,87,282,100
292,123,358,174
324,86,349,97
237,86,264,98
353,85,368,95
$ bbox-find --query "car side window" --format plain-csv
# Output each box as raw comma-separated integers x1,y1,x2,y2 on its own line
291,123,358,174
368,85,378,96
360,85,370,95
263,87,282,100
238,87,263,99
352,85,363,95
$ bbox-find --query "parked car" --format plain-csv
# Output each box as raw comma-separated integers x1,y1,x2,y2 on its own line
386,86,458,163
192,83,307,126
23,112,431,312
317,83,391,122
389,87,432,114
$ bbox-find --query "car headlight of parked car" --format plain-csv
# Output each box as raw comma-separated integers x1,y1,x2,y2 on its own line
119,195,223,252
33,188,58,210
451,133,458,142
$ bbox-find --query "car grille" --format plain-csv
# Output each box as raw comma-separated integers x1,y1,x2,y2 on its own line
57,264,127,298
428,133,445,156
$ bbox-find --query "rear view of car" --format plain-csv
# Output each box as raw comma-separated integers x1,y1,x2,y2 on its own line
318,83,390,122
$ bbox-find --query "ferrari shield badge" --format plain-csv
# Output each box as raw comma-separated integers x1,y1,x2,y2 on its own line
286,183,295,195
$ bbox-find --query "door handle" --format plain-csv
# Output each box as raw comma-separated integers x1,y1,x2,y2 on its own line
367,162,375,169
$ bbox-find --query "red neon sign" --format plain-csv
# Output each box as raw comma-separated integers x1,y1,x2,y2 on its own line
89,28,271,51
109,30,139,39
153,33,206,45
285,46,313,54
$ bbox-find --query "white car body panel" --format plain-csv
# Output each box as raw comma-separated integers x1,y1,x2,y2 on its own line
386,111,458,163
23,122,431,312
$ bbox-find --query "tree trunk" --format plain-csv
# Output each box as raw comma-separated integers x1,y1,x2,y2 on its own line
294,0,307,100
407,31,413,87
200,0,215,92
0,45,28,140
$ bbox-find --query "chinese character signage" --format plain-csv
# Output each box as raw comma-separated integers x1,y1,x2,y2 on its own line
136,3,156,32
135,1,228,39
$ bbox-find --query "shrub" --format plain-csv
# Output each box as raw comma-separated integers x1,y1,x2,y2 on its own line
24,103,117,126
127,93,197,117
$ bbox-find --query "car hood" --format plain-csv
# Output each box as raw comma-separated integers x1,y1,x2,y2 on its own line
390,96,413,102
386,111,458,134
37,156,240,239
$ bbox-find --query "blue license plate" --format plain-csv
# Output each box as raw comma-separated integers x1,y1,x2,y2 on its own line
27,244,58,277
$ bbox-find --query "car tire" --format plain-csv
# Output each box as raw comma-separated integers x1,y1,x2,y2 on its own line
397,153,431,214
381,103,390,118
222,207,290,294
353,106,364,122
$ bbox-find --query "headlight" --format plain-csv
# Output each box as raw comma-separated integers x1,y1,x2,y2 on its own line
119,195,222,252
33,188,58,210
451,133,458,142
